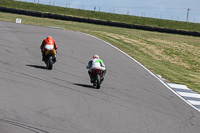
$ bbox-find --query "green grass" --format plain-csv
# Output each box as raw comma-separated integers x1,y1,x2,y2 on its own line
0,12,199,93
1,0,200,32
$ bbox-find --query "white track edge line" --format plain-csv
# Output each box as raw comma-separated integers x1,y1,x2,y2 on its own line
7,22,199,112
82,32,200,113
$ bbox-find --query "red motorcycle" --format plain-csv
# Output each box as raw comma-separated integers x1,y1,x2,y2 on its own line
91,68,104,89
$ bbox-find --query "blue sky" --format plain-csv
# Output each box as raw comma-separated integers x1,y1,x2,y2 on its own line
17,0,200,23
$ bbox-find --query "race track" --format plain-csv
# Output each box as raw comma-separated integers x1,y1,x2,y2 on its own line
0,21,200,133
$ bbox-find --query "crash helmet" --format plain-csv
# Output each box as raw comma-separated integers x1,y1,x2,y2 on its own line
93,54,99,59
46,36,52,41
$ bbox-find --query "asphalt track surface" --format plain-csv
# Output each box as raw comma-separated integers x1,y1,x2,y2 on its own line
0,21,200,133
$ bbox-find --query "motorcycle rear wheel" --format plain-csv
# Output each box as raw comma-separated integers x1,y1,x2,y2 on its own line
96,74,101,89
47,56,53,70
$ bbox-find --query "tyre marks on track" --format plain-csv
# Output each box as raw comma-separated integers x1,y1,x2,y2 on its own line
0,119,49,133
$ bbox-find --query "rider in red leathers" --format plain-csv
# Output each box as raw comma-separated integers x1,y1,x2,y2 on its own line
40,36,58,61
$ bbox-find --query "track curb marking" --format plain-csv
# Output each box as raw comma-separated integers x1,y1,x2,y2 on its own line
167,83,200,111
83,33,200,113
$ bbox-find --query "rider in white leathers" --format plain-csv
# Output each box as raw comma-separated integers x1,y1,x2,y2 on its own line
86,54,106,83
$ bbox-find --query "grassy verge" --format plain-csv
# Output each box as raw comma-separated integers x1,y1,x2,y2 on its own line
0,12,199,93
1,0,200,32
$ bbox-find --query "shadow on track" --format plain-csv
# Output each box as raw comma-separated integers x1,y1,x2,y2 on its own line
26,64,47,70
73,83,95,89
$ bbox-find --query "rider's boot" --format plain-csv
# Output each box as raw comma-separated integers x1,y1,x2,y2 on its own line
91,77,94,83
102,76,104,81
42,53,45,61
53,56,57,62
88,72,94,83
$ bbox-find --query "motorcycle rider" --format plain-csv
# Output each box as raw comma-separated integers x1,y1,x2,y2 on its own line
86,54,106,83
40,36,58,62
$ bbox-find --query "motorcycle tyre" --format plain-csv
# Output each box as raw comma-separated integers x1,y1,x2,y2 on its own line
96,74,101,89
47,56,53,70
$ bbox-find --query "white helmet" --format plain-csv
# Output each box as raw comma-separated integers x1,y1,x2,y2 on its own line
93,54,99,59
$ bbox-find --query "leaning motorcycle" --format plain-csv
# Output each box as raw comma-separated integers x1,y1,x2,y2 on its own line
43,45,56,70
91,68,104,89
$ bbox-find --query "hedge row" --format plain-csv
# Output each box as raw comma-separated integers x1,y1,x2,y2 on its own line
0,7,200,37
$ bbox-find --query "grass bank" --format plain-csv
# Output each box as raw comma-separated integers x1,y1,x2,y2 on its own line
1,0,200,32
0,12,199,93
